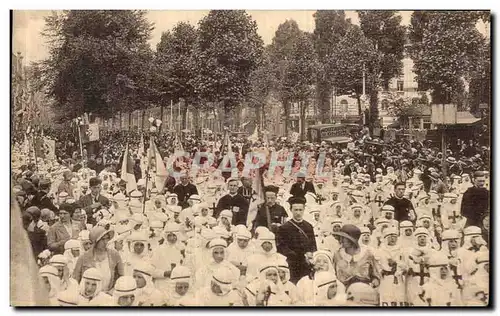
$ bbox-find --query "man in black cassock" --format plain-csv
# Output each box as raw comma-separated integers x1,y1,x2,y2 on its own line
461,171,489,228
252,185,288,234
237,176,255,204
173,172,199,209
276,196,317,284
215,178,249,226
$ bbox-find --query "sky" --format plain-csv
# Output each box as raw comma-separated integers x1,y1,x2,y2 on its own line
12,10,414,64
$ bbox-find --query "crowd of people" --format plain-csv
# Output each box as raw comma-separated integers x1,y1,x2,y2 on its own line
11,125,490,307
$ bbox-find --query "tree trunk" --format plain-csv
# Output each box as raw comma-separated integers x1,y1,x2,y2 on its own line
223,100,232,130
141,109,146,132
300,100,307,141
356,95,362,122
234,105,241,131
316,82,332,124
182,106,188,130
159,106,164,134
369,88,379,131
283,100,290,137
119,112,122,130
128,112,132,131
255,105,262,132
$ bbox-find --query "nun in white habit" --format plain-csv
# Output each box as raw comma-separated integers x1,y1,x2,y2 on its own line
194,238,240,290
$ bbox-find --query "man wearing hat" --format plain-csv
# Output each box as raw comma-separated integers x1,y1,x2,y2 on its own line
460,171,489,228
79,177,111,226
57,170,75,198
252,185,288,234
276,196,317,284
32,178,59,214
289,172,316,198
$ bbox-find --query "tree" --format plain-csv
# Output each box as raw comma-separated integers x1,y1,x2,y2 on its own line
247,47,274,131
269,20,303,136
284,31,318,140
385,92,429,128
358,10,406,128
408,11,485,105
39,10,155,120
155,22,198,130
330,25,378,120
193,10,264,129
313,10,350,123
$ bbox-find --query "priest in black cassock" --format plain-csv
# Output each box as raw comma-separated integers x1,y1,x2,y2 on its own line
276,196,317,284
173,172,199,209
252,185,288,234
237,176,255,204
214,178,249,226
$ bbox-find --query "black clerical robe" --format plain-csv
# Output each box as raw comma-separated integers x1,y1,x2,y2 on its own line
173,183,199,209
215,193,249,226
252,203,288,233
276,219,317,284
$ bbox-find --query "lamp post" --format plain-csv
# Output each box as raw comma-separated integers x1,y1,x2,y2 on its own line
143,116,162,213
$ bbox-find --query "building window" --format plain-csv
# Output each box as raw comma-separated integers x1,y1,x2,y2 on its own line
340,100,348,114
397,80,404,92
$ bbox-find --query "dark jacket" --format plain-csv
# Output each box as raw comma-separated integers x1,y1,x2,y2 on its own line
79,193,111,226
215,193,249,226
47,220,86,254
276,219,317,284
461,186,489,227
289,181,316,198
173,183,199,208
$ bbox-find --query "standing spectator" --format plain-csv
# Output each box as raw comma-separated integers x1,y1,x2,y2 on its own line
461,171,489,228
173,172,199,209
25,206,48,257
57,171,75,198
73,226,124,292
276,196,317,284
47,203,86,254
79,177,110,226
384,182,416,222
289,172,316,198
332,224,381,289
215,178,249,226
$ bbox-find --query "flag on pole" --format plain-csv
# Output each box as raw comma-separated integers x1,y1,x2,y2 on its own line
138,133,145,157
139,133,147,179
248,125,258,142
120,143,137,194
173,133,184,152
247,167,265,228
149,137,168,192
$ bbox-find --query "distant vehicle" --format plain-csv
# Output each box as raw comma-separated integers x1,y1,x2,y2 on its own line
307,123,352,145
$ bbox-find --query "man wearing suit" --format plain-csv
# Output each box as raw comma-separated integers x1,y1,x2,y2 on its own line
31,178,59,214
289,172,316,198
47,203,86,254
79,177,110,226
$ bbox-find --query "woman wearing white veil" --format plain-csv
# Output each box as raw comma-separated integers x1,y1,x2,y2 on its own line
165,266,197,306
296,250,335,304
245,263,292,306
77,268,113,306
313,271,346,306
39,265,61,306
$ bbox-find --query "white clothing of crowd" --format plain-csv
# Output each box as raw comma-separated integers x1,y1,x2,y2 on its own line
12,147,489,307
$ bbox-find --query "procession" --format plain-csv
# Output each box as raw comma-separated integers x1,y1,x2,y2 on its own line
10,10,490,307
